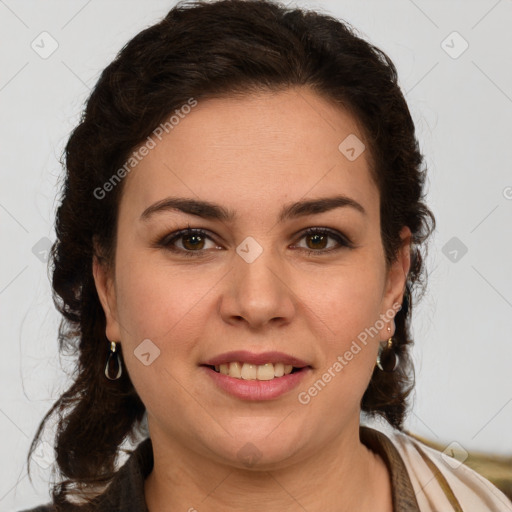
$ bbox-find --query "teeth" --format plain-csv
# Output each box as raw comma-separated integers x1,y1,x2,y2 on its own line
274,363,284,377
228,361,241,378
213,362,297,380
256,363,275,381
241,363,257,380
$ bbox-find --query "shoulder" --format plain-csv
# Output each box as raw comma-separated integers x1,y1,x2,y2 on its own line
15,438,153,512
383,427,512,511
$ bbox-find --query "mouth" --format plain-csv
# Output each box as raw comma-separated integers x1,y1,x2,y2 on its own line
201,357,312,400
202,362,308,381
201,350,312,383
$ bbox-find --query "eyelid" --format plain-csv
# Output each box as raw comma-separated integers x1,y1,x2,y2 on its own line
158,227,215,246
155,225,354,256
156,227,221,256
295,226,354,249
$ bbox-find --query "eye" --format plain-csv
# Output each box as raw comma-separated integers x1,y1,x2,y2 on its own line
157,227,220,257
156,226,353,257
293,227,353,256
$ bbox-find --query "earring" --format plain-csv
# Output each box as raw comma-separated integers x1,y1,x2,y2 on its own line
105,341,123,380
377,326,399,372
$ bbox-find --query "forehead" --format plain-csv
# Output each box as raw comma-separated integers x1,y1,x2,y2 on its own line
119,88,378,223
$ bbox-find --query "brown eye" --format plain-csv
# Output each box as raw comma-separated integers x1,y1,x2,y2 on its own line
305,232,329,250
157,226,353,258
158,228,219,257
181,233,206,251
294,227,353,255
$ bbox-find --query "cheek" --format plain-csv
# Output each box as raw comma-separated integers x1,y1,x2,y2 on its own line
113,236,387,415
112,254,218,413
301,256,386,398
113,244,221,344
114,242,387,360
312,259,386,343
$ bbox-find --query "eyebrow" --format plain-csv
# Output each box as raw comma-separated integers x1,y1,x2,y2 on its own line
140,194,366,223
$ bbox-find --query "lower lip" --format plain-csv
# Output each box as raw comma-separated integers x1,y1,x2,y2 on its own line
201,366,311,401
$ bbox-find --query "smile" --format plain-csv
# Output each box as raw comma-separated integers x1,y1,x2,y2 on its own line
209,362,300,380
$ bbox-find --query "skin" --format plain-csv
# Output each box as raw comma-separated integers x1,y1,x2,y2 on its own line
93,87,411,512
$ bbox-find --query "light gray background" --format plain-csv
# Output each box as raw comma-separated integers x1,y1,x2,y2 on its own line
1,0,511,510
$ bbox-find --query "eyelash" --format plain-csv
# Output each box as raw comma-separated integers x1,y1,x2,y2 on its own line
156,225,354,258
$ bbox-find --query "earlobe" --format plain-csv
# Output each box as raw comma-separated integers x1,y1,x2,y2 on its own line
92,254,121,342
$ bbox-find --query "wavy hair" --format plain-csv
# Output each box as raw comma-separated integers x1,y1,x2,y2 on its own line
28,0,435,507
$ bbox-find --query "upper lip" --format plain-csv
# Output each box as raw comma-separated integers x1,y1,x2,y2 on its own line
202,350,310,368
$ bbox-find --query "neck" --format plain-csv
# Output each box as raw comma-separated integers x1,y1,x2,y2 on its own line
144,420,393,512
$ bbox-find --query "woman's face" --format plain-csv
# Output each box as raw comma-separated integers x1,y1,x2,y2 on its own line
94,87,410,468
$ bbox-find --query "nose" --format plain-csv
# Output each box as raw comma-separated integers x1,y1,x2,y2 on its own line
219,242,296,330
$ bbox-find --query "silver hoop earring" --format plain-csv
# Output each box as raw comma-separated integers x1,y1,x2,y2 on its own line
376,336,399,372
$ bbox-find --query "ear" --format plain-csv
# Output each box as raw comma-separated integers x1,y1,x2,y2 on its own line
92,248,122,343
379,226,411,338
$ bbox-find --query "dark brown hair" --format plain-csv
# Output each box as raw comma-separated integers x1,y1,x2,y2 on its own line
28,0,435,507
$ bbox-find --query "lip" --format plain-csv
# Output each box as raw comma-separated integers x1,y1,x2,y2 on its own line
202,350,310,367
201,365,311,401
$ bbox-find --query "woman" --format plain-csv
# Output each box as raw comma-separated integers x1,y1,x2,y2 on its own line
22,0,512,511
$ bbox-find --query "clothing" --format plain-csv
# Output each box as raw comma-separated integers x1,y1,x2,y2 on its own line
376,426,512,511
20,425,512,512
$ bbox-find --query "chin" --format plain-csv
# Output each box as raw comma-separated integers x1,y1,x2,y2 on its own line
207,427,307,470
